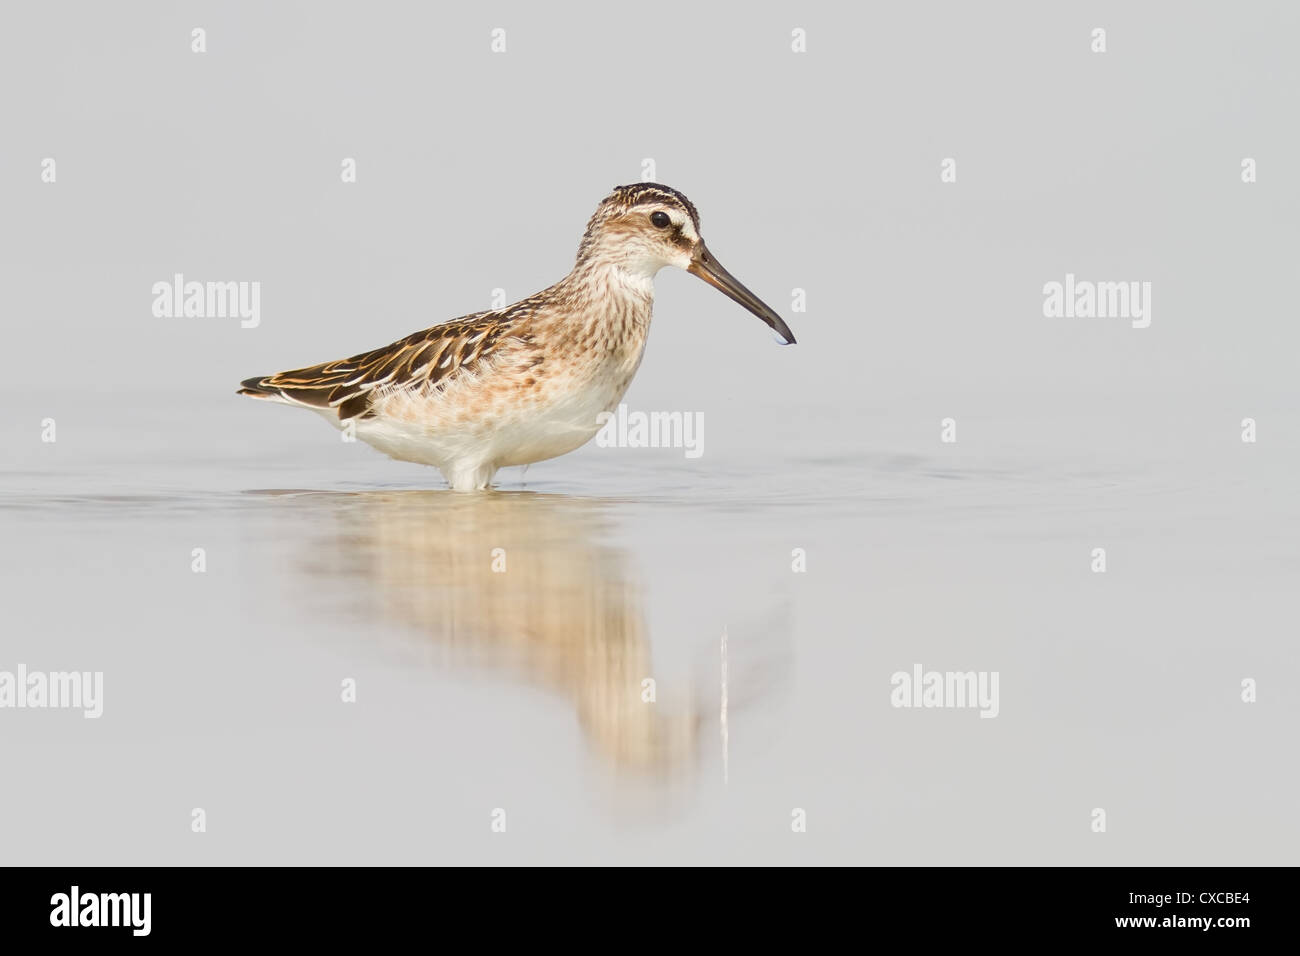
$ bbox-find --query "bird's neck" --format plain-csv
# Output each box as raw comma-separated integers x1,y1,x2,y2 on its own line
545,259,656,356
564,255,658,304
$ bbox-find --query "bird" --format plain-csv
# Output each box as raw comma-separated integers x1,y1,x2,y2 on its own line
237,183,796,491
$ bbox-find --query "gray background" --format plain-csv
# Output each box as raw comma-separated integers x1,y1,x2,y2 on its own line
0,1,1296,865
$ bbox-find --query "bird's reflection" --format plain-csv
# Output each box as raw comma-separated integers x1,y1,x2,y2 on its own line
283,490,705,775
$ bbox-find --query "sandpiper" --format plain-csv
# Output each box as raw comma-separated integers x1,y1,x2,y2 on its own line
238,183,795,490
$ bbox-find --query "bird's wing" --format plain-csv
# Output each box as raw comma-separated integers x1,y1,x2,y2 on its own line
238,313,522,420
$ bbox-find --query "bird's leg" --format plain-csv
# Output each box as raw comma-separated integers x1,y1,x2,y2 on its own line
444,461,497,492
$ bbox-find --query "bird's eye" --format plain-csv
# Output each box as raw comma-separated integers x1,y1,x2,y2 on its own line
650,211,671,229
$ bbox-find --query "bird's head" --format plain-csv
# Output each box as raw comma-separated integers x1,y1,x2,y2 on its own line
575,183,795,345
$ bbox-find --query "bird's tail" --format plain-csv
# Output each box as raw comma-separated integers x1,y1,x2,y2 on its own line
237,376,282,400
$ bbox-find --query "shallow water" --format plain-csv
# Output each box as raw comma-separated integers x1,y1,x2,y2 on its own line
1,389,1296,864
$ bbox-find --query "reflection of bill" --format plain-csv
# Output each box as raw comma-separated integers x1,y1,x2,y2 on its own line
302,491,702,773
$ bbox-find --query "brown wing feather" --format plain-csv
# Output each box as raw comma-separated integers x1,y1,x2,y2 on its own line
238,313,519,420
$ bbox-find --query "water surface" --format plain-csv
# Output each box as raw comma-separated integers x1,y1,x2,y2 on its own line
1,390,1295,864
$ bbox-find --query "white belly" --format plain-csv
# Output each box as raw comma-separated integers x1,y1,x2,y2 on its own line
334,353,642,489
